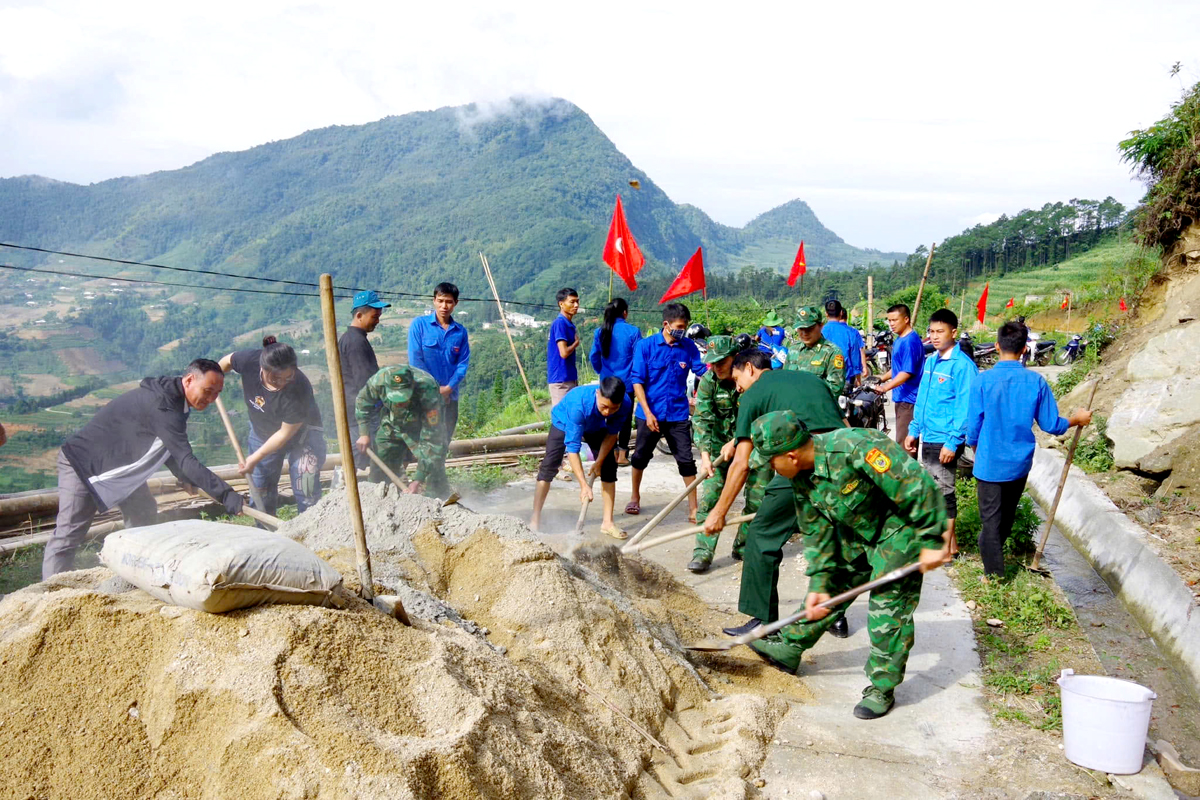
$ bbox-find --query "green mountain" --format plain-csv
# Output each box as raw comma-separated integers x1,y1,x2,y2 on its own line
0,98,901,303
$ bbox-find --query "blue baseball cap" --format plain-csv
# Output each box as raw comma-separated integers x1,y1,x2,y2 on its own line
352,290,391,310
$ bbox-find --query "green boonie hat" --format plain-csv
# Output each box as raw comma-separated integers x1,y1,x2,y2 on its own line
794,305,823,329
749,410,812,469
703,335,739,364
384,372,414,406
762,310,784,328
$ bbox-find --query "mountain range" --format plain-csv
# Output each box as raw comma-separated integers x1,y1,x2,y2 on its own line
0,98,906,304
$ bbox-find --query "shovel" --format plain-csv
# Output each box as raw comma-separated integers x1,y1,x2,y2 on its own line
215,396,267,514
364,446,410,491
575,473,599,533
685,562,922,651
1028,379,1100,575
624,453,727,548
622,513,755,554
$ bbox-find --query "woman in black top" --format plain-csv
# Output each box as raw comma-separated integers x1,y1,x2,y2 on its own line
219,337,326,516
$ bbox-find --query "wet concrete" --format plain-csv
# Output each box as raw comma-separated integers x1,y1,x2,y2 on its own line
1041,525,1200,766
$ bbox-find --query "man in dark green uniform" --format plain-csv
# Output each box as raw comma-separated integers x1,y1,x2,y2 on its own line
355,364,449,497
689,336,772,572
784,305,845,400
748,410,949,719
702,349,847,638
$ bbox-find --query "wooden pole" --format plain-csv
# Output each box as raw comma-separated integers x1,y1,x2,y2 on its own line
911,242,936,324
624,513,756,554
866,275,874,347
608,269,614,303
364,447,409,491
1066,294,1072,329
479,252,542,420
214,396,267,513
623,454,727,550
319,273,377,603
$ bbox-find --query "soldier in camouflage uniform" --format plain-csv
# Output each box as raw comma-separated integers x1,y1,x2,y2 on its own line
783,305,845,400
354,365,449,497
747,410,949,720
689,336,772,572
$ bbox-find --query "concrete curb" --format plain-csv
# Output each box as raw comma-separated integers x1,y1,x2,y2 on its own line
1027,448,1200,689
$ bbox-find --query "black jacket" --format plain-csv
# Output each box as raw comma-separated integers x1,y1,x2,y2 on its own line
61,376,241,513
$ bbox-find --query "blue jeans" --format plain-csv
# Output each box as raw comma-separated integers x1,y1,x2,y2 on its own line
248,426,327,516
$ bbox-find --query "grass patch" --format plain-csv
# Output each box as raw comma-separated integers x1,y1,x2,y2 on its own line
954,478,1041,556
0,541,103,595
447,464,512,494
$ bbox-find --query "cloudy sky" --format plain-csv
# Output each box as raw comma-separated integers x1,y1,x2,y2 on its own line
0,0,1196,252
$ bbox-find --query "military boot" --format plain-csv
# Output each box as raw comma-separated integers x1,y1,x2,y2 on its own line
853,687,895,720
687,550,713,573
748,634,802,673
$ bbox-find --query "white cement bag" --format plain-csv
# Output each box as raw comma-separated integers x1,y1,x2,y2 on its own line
100,519,345,613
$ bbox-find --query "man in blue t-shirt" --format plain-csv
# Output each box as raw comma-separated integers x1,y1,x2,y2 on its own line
627,302,707,520
530,378,631,538
822,300,866,390
408,282,470,442
547,287,581,407
872,303,924,448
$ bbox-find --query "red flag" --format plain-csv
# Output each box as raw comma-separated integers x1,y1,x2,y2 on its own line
787,241,807,287
660,247,706,304
1119,297,1128,312
602,195,644,291
1061,295,1070,310
976,282,989,323
1005,297,1014,309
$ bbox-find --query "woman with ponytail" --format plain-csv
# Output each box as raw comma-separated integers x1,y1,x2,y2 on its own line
219,336,326,518
588,298,641,464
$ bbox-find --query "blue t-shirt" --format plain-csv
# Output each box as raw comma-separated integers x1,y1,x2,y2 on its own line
630,334,707,422
407,313,470,401
757,326,786,348
588,318,642,395
550,385,631,453
547,314,578,384
821,320,862,378
891,330,925,405
966,361,1070,482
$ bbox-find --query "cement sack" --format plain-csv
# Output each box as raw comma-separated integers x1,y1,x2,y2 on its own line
100,520,345,613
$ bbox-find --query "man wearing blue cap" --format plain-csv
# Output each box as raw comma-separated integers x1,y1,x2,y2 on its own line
339,289,391,471
408,282,471,442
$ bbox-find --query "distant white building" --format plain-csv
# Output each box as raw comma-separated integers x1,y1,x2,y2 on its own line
25,301,37,306
506,312,544,329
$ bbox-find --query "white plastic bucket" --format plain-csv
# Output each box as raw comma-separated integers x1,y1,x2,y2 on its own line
1057,668,1156,774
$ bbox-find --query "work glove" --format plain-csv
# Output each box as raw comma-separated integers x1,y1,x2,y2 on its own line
223,491,246,516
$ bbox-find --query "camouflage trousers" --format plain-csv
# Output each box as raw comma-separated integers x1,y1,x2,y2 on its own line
373,436,449,498
779,528,925,698
693,463,772,560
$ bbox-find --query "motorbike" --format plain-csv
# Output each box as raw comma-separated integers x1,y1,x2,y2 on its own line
841,379,888,432
1054,334,1088,366
1021,331,1057,367
865,329,893,374
958,332,998,367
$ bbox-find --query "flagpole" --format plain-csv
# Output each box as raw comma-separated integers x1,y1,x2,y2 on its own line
704,290,710,328
608,270,613,303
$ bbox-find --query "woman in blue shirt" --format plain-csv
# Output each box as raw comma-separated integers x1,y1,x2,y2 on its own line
589,298,641,464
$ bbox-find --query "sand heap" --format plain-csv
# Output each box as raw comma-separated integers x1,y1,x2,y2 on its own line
0,483,785,800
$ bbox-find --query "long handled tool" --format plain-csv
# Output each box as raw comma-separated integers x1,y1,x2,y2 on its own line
624,453,727,549
685,562,923,651
364,446,409,491
197,486,281,529
215,396,267,513
575,472,598,533
623,513,755,554
1029,380,1101,574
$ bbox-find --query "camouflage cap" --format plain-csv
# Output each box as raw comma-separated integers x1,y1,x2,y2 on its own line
749,409,812,469
794,305,823,329
383,371,414,406
703,335,739,364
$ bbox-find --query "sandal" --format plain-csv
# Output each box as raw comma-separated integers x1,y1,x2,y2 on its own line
625,500,641,515
688,511,698,524
601,525,629,541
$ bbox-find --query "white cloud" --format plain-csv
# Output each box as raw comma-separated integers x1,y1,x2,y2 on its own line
0,0,1196,251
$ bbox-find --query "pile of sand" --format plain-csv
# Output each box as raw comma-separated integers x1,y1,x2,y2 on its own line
0,484,786,799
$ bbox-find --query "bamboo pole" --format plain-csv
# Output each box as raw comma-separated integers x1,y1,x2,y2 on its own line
911,242,936,324
866,275,874,347
319,274,377,603
214,396,267,513
479,252,542,420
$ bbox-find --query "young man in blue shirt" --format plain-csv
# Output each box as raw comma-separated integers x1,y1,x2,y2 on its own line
822,300,866,390
906,309,977,557
547,287,581,407
627,302,708,520
408,282,470,442
873,303,924,448
530,378,631,538
967,321,1092,577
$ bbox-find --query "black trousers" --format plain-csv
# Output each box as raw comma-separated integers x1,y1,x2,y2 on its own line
537,425,618,484
444,398,459,444
977,476,1028,576
618,398,633,453
629,418,697,477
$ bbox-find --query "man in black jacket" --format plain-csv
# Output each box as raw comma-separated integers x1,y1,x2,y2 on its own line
339,290,390,470
43,359,245,579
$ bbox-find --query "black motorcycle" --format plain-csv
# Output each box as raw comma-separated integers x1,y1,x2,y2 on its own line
1021,333,1057,367
958,332,998,368
841,379,888,432
1054,334,1088,366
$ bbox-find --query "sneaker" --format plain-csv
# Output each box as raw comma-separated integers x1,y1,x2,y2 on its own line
722,618,762,636
853,688,894,720
749,635,803,673
829,617,850,639
687,555,712,574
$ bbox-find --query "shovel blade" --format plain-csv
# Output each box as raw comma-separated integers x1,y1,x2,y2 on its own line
684,638,738,652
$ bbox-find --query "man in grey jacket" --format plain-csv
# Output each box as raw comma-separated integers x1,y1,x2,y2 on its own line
43,358,245,579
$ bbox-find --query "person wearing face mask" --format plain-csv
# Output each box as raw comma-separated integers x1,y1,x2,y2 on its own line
625,302,708,520
43,359,245,579
219,337,325,518
408,282,470,442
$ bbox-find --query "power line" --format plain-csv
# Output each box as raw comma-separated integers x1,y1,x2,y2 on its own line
0,264,355,299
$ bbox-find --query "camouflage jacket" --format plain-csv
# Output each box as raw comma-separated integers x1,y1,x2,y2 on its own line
784,337,845,399
790,428,947,594
355,365,447,483
693,371,739,455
